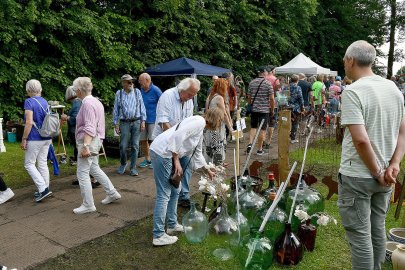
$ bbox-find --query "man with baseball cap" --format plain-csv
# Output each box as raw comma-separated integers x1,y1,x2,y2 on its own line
113,74,146,176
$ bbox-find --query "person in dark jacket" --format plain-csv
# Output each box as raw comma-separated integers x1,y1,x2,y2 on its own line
62,86,81,165
62,86,99,187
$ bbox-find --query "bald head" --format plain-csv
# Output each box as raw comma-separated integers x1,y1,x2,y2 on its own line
139,73,152,91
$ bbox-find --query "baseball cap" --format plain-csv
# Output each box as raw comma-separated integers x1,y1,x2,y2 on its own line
121,74,133,81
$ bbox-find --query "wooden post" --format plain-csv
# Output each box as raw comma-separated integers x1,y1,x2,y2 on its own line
278,110,291,185
234,108,243,176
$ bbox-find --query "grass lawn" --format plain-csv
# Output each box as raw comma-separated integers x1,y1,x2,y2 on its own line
34,138,404,270
0,141,119,189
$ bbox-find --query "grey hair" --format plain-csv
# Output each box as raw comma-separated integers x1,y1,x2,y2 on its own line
298,73,306,79
65,86,76,101
291,74,299,83
26,79,42,94
344,40,376,67
177,78,201,92
73,77,93,95
309,76,316,84
222,72,233,79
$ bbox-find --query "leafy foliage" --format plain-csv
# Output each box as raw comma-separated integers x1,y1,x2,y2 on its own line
0,0,389,121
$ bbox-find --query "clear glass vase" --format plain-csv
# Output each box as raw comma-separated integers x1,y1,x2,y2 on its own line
208,202,238,260
275,223,303,265
182,202,208,244
239,182,266,222
236,228,274,270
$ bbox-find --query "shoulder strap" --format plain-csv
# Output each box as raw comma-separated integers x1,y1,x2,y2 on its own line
120,90,127,120
208,94,219,107
251,79,265,106
31,97,49,114
175,120,182,131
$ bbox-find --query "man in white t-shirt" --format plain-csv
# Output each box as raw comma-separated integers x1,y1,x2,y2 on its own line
339,40,405,270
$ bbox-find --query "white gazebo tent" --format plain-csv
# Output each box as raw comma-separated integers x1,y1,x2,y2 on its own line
275,53,331,75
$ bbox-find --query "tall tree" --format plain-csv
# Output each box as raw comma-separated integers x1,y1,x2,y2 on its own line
386,0,405,78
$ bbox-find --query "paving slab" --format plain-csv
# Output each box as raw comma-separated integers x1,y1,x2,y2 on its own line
0,221,66,269
16,201,126,249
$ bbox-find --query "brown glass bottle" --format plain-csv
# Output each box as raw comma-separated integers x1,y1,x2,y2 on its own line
275,223,303,265
297,219,317,251
261,172,277,201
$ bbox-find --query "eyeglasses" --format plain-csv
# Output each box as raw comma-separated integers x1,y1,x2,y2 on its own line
127,81,133,85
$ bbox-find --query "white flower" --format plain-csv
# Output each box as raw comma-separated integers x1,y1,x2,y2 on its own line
317,214,330,226
220,183,230,192
207,185,216,195
198,178,208,186
294,209,310,221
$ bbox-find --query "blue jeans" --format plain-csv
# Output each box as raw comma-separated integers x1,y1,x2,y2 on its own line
338,173,392,270
151,150,190,238
119,120,141,169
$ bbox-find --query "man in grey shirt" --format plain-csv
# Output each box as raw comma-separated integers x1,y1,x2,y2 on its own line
339,40,405,270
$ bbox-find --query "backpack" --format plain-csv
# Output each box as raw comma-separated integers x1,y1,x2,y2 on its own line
31,98,60,138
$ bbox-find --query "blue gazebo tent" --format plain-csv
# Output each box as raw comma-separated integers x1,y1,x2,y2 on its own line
145,57,231,77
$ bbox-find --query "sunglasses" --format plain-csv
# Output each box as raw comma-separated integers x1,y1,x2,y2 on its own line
127,81,133,85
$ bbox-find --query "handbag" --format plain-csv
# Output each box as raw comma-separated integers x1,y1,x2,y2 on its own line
246,79,265,116
169,122,198,188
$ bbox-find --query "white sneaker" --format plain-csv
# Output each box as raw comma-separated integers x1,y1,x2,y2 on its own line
73,204,96,214
166,223,184,235
291,139,299,144
0,188,14,204
101,192,121,205
153,233,178,246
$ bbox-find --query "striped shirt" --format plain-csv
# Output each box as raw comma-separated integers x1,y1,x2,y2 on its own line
112,88,147,125
340,75,405,178
248,77,274,113
76,95,106,140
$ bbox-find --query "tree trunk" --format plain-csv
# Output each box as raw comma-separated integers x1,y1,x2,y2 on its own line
387,0,397,78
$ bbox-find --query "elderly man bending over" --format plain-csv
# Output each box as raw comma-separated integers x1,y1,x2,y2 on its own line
152,77,200,208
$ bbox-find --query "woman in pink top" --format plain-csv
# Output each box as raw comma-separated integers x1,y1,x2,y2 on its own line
72,77,121,214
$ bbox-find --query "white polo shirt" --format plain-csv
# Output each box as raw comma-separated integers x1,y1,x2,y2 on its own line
152,87,194,139
150,115,207,170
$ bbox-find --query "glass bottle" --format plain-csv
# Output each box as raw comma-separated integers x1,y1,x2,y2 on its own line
230,205,250,247
297,219,317,251
261,172,277,201
208,202,238,260
237,228,274,270
290,201,309,231
275,223,303,265
182,202,208,244
252,200,287,243
285,181,325,227
239,181,266,222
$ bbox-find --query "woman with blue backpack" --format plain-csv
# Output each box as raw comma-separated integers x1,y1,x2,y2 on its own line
20,79,52,202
